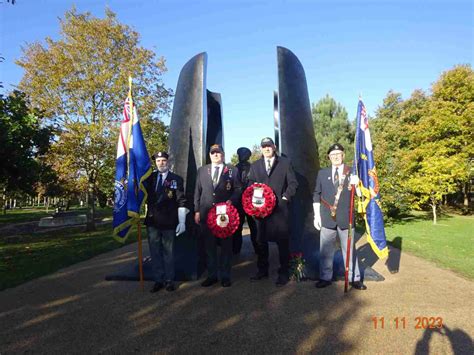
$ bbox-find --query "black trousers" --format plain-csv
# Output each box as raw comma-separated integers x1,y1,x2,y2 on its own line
255,238,289,276
201,223,233,280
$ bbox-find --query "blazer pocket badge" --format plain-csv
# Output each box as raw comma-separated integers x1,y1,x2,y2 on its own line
226,180,232,191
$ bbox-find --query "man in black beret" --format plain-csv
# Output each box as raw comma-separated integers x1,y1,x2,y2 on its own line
194,144,242,287
313,143,366,290
233,147,258,254
248,137,298,287
143,151,187,293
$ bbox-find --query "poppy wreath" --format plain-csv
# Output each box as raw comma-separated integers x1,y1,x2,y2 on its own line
242,183,276,218
206,202,240,239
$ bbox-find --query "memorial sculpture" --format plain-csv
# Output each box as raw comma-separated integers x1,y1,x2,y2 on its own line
106,52,224,281
276,47,382,281
106,49,383,283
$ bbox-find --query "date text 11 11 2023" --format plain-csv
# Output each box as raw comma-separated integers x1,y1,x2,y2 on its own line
371,316,443,329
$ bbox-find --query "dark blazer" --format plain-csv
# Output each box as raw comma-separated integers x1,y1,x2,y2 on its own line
313,165,353,229
248,155,298,241
194,164,242,222
144,171,186,229
236,161,251,215
236,161,251,188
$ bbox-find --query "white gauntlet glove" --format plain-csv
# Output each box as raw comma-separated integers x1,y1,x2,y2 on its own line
176,207,189,236
313,202,321,231
349,175,359,185
349,175,362,197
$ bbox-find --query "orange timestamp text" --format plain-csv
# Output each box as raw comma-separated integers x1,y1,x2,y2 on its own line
371,316,443,329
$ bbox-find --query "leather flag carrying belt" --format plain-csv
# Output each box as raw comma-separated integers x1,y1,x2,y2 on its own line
321,166,350,220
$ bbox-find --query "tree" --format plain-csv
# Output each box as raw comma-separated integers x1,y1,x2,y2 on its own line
371,90,430,217
16,8,171,230
427,64,474,208
404,65,474,222
0,91,52,213
312,95,354,168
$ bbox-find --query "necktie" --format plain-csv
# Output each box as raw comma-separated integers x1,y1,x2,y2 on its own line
212,166,220,188
266,159,272,175
334,167,339,189
156,173,163,192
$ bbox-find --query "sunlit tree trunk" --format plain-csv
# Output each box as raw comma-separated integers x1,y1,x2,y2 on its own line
464,182,470,207
2,187,6,215
86,171,97,231
431,198,437,225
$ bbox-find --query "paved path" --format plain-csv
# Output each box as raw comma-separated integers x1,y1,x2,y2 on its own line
1,234,472,354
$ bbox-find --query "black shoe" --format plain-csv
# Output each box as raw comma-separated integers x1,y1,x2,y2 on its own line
221,278,232,287
350,281,367,290
315,280,332,288
250,271,269,281
165,281,176,292
201,278,218,287
275,274,289,287
150,282,164,293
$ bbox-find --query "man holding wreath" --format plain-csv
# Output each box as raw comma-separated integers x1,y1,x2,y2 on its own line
248,137,298,287
194,144,242,288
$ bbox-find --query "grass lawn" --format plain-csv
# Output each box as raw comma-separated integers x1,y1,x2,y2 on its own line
0,206,112,225
0,223,137,291
0,208,51,224
384,212,474,280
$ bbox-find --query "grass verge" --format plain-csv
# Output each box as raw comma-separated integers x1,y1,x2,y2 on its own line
0,206,112,225
384,213,474,280
0,223,137,291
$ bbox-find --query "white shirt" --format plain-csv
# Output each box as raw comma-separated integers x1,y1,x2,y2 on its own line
211,163,224,182
331,164,344,184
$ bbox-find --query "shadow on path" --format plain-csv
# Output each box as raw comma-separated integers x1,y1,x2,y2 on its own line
0,235,367,353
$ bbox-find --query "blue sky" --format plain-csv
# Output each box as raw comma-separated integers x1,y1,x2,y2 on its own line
1,0,472,157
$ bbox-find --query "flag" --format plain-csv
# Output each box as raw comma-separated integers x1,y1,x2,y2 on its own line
353,99,389,259
113,91,152,241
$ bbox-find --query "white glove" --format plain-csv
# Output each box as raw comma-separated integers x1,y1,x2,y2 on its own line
349,175,362,197
349,175,359,186
176,207,189,236
313,202,321,231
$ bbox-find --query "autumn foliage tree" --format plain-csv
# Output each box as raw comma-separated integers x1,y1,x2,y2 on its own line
372,65,473,223
403,65,473,222
16,8,171,229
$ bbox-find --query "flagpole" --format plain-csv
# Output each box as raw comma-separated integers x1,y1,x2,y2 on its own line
346,97,362,293
344,185,356,293
137,222,144,291
128,75,145,292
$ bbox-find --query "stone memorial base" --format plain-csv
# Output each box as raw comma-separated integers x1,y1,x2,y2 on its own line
301,229,385,281
38,214,87,227
105,230,384,283
105,226,205,282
